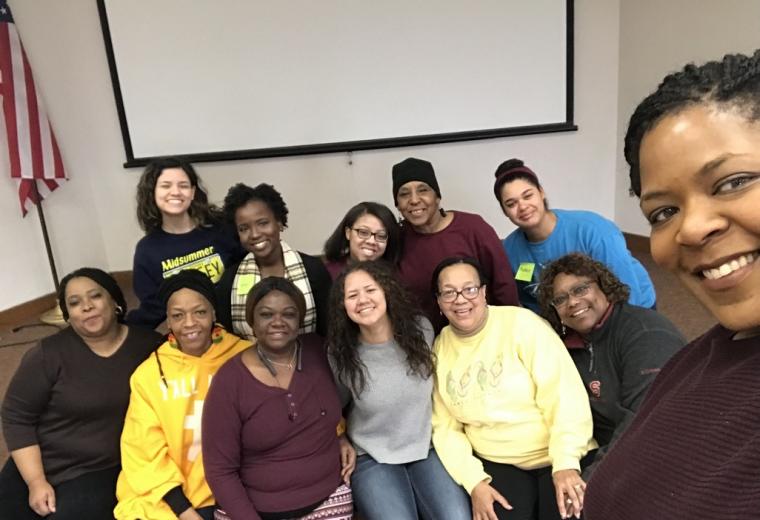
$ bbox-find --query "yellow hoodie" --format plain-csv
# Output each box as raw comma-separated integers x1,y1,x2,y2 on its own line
432,306,596,494
114,327,251,520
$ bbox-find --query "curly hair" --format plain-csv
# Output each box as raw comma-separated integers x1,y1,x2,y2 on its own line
245,276,307,328
327,260,434,397
222,183,289,227
323,202,401,264
135,156,221,233
536,253,630,334
625,50,760,197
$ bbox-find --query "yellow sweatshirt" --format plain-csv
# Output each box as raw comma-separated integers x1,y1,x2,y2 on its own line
114,327,251,520
432,306,596,494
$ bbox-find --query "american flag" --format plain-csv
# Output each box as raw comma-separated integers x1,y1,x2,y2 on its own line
0,0,66,216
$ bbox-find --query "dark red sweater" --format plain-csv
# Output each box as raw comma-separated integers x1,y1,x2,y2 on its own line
584,324,760,519
398,211,519,331
201,334,342,519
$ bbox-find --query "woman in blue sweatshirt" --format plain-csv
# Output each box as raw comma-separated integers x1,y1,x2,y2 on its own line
493,158,655,313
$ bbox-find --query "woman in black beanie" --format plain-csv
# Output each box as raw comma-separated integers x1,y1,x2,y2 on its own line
392,157,520,331
0,268,161,520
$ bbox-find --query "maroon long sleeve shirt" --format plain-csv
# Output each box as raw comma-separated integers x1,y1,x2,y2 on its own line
398,210,519,331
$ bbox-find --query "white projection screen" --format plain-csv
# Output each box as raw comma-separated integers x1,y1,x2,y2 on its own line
97,1,574,166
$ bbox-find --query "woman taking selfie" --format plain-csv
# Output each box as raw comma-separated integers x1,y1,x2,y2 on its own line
584,50,760,518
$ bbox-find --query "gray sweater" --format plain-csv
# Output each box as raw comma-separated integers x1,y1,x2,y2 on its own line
334,317,434,464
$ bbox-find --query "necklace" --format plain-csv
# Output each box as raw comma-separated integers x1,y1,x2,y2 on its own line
256,344,298,374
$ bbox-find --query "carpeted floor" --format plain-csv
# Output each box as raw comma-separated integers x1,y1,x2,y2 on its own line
0,249,716,465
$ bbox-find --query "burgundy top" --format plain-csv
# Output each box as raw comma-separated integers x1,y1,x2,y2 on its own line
201,334,342,519
324,257,348,281
584,325,760,519
398,210,519,330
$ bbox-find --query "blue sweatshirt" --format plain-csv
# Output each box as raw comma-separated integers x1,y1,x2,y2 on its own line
503,209,655,312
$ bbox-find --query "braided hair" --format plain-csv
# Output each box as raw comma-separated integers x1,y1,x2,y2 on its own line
625,50,760,197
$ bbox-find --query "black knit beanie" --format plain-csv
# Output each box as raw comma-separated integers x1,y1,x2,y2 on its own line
158,269,217,311
392,158,442,201
58,267,127,322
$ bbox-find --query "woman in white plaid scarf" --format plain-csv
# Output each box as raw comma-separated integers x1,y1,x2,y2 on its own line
215,183,332,338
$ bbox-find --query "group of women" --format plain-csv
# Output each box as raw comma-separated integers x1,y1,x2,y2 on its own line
2,48,760,519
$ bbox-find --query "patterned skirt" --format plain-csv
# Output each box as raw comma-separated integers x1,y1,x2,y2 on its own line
214,483,353,520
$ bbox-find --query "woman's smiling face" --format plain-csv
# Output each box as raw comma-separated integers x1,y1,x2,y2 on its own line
343,269,388,329
551,273,610,335
638,105,760,333
251,290,301,352
395,181,441,229
499,178,547,229
345,213,388,262
436,263,488,336
234,200,281,263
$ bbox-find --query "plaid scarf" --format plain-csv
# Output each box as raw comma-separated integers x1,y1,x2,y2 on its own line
230,241,316,340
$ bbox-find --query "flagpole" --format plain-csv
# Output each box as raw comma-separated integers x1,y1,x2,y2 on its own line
32,181,65,326
32,181,60,291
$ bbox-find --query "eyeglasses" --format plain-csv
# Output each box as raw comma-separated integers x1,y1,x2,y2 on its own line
437,285,482,303
551,281,595,308
352,228,389,243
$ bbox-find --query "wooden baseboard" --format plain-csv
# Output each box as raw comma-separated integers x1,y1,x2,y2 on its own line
623,232,650,255
111,270,133,292
0,293,58,327
0,270,133,327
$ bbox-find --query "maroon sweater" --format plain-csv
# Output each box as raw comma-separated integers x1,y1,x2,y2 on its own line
201,334,342,519
584,325,760,519
398,210,519,330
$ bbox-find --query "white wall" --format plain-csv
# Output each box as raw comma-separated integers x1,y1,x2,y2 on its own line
615,0,760,235
0,0,621,311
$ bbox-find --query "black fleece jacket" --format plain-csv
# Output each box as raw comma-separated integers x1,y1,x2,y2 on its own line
570,302,686,478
